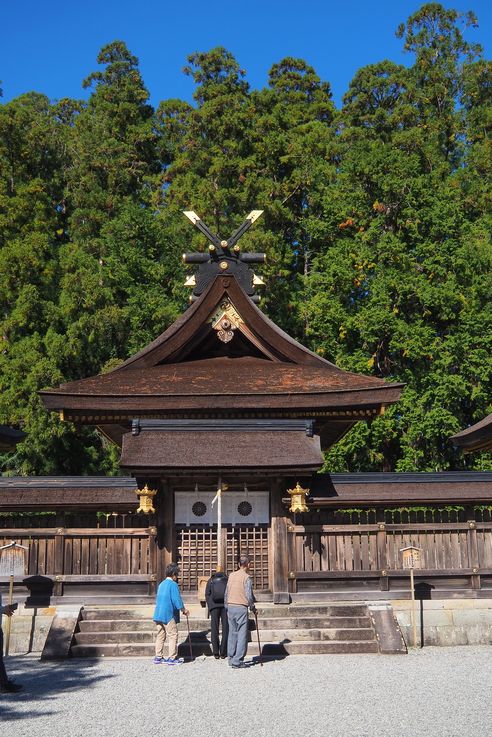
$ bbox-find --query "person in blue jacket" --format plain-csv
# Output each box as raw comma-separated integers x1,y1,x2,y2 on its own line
153,563,189,665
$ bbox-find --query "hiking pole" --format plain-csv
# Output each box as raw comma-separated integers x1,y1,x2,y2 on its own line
253,609,263,667
185,614,194,661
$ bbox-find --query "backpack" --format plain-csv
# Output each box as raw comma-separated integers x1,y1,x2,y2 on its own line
210,575,227,604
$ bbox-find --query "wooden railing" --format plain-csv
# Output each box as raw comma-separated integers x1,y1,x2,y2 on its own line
287,517,492,593
0,527,158,595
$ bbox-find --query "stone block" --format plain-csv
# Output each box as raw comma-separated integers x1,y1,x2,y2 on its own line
5,614,54,654
461,624,492,645
421,609,454,626
396,609,453,628
393,599,446,611
452,609,492,626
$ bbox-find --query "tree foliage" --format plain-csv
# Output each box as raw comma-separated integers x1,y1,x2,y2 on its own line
0,5,490,475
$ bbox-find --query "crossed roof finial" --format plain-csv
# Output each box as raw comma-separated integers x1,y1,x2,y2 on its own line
182,210,266,303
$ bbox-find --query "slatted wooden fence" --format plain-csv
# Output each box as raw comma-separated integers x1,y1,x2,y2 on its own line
2,508,491,596
0,528,157,595
288,509,492,593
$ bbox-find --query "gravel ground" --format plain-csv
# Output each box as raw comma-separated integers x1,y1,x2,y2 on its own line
2,648,491,737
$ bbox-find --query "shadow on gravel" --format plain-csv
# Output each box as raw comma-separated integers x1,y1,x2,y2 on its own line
0,657,114,722
178,630,212,659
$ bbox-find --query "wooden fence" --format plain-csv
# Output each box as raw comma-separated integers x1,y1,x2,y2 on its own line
2,509,492,597
288,511,492,593
0,527,157,595
0,523,270,595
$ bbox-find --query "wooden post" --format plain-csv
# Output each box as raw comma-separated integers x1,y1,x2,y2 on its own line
287,522,297,595
148,525,158,596
217,476,223,569
156,478,174,583
466,506,480,590
1,541,28,654
4,575,14,656
157,479,172,582
376,510,389,591
270,478,290,604
410,567,417,648
53,528,65,597
401,546,421,649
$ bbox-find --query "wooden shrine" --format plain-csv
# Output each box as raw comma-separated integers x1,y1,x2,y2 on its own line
36,211,400,602
1,211,492,602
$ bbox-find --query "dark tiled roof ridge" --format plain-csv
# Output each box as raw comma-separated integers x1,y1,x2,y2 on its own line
325,471,492,483
0,476,137,488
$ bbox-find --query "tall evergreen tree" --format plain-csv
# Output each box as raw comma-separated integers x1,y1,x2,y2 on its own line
306,3,491,471
0,92,78,474
0,5,489,475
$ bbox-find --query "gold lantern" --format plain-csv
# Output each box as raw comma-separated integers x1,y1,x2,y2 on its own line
288,482,310,514
136,484,157,514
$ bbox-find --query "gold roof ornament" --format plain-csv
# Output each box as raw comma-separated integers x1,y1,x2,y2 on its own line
288,482,310,514
210,300,244,344
136,484,158,514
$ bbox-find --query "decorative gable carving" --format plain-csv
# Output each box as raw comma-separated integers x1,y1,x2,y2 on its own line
209,300,244,344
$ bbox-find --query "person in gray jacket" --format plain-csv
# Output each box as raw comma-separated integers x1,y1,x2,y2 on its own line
0,591,22,693
225,554,256,668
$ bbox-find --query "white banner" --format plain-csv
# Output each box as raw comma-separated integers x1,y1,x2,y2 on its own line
174,491,269,526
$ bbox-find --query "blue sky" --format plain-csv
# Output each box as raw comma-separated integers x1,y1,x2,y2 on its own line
1,0,491,108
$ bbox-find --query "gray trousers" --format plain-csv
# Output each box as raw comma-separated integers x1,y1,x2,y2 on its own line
227,605,249,666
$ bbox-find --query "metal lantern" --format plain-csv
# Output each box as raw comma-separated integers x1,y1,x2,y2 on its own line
136,484,157,514
288,482,310,514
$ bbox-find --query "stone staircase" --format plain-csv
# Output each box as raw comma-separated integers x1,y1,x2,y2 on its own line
70,603,385,658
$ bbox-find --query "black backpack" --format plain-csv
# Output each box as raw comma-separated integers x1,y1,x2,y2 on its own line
210,575,227,604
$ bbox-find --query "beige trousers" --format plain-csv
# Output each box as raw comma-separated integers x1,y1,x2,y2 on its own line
155,619,178,659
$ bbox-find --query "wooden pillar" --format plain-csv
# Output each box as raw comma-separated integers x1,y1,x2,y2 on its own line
148,525,158,596
135,475,165,591
270,478,290,604
157,478,174,581
53,528,65,597
287,521,297,595
376,509,389,591
466,505,481,590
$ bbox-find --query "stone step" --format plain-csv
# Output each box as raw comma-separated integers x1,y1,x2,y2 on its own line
252,616,372,629
73,626,376,646
74,631,156,645
79,619,156,633
78,615,372,631
79,604,369,621
71,638,379,658
254,605,369,617
257,628,376,642
81,609,153,621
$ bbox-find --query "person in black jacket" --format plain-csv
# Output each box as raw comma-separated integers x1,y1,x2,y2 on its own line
205,566,229,659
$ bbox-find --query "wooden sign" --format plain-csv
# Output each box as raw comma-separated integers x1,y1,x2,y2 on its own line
400,546,422,570
0,541,28,577
400,545,422,648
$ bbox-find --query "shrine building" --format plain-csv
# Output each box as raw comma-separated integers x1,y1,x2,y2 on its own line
1,211,491,604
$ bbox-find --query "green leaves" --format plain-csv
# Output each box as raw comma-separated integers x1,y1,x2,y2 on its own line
0,7,490,474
